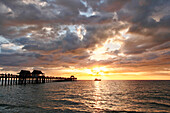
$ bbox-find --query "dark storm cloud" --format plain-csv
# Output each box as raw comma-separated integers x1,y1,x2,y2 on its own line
0,0,122,40
99,0,130,12
0,53,36,66
0,51,89,69
12,22,126,54
0,0,130,26
118,0,170,55
23,33,81,52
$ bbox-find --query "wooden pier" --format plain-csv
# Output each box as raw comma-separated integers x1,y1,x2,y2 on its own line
0,70,77,86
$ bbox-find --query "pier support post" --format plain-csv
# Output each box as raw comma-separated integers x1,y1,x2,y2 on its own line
10,74,12,85
8,74,10,85
42,76,45,83
13,75,15,85
29,77,30,84
18,76,21,85
1,76,4,86
24,76,26,85
5,74,7,86
39,77,41,83
35,77,38,84
32,77,34,84
16,76,18,85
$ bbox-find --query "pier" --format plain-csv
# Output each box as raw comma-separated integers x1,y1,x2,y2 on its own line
0,70,77,86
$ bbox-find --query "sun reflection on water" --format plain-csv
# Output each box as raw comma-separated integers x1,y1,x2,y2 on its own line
93,81,104,111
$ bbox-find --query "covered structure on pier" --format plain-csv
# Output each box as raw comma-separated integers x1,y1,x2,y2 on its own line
18,70,31,77
32,70,44,77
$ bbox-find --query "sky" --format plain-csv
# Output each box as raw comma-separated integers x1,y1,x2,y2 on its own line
0,0,170,80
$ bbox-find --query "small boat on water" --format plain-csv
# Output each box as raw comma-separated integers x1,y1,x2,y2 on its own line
94,78,101,81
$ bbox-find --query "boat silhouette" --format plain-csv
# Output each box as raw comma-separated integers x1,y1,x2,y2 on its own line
94,78,101,81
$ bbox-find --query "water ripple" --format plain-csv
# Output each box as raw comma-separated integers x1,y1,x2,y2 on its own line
0,80,169,112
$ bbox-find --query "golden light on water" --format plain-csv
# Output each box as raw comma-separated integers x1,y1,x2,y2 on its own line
93,81,102,110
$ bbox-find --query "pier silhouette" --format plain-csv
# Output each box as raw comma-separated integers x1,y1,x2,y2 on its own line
0,70,77,86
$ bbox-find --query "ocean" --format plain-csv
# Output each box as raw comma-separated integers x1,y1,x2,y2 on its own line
0,80,169,113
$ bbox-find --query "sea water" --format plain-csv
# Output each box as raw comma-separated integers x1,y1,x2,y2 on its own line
0,80,170,113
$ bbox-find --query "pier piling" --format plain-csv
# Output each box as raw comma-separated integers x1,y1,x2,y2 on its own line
5,74,7,86
1,76,3,86
10,75,12,85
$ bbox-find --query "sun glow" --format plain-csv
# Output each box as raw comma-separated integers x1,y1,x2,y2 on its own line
84,66,108,76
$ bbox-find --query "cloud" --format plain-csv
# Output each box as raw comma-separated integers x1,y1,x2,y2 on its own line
0,0,169,78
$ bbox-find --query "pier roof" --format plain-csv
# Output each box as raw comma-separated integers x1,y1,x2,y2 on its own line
32,70,44,74
18,70,31,74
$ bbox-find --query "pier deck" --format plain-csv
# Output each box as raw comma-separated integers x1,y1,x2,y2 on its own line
0,74,77,86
